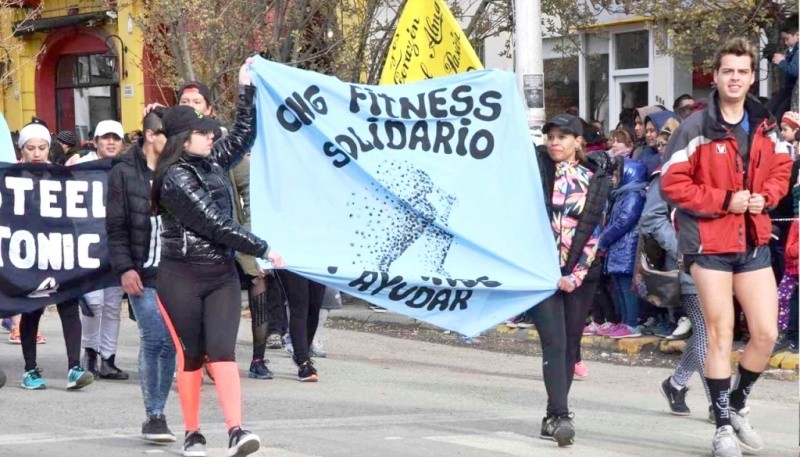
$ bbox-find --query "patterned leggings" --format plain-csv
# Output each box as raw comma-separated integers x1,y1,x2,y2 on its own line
778,274,798,332
671,294,711,403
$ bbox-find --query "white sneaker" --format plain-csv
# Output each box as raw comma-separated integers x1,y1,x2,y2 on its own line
667,316,692,340
712,425,742,457
730,406,763,453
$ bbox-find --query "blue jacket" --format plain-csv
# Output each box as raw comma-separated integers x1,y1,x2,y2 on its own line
778,42,798,94
600,159,648,275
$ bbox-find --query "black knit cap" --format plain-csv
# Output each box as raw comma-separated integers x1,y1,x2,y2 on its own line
56,130,77,147
161,106,218,138
177,81,213,106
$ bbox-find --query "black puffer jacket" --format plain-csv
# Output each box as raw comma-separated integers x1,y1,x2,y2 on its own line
158,86,268,264
536,146,612,282
107,142,161,287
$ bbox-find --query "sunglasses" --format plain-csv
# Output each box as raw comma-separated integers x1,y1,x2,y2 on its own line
656,142,668,149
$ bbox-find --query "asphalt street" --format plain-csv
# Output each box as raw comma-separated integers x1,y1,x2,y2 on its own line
0,314,796,457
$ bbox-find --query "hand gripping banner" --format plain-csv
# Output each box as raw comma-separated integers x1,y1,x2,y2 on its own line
249,57,559,336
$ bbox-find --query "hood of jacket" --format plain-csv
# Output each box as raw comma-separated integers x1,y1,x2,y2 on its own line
644,111,679,133
635,105,666,121
621,158,648,186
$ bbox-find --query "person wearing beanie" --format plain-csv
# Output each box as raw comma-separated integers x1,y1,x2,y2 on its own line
781,111,800,158
55,131,81,165
15,122,94,391
151,58,283,457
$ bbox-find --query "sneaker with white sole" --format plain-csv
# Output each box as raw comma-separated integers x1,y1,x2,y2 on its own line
729,407,763,453
712,425,742,457
227,427,260,457
66,366,94,390
667,316,692,340
142,414,176,443
183,430,206,457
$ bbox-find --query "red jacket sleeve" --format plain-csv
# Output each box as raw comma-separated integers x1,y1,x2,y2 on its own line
759,132,792,209
786,220,799,261
660,123,729,217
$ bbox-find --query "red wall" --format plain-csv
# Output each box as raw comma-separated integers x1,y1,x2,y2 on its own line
35,27,108,130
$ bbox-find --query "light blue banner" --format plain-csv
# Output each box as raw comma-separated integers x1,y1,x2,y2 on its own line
249,57,560,336
0,114,15,163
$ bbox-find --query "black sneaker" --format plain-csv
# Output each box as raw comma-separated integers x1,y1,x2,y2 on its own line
540,413,575,447
99,354,129,380
227,427,260,457
183,430,206,457
83,348,99,379
660,377,691,416
248,359,274,380
142,414,176,443
296,359,318,382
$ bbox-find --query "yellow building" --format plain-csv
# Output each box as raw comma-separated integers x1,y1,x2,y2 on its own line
1,0,149,139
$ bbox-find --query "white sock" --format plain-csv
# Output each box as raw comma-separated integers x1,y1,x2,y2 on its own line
670,376,684,391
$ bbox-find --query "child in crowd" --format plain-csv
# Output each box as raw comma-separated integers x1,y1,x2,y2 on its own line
781,111,799,158
599,159,649,339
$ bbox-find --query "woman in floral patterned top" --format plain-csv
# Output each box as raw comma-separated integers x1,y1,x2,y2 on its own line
531,114,612,448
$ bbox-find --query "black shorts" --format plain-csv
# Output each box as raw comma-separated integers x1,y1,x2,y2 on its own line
684,245,772,275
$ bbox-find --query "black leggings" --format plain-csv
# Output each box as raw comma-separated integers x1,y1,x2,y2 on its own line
530,280,597,416
157,259,242,372
277,271,325,363
21,299,81,371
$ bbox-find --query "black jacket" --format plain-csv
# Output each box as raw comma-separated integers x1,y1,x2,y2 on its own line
106,142,160,287
537,146,612,283
158,86,268,264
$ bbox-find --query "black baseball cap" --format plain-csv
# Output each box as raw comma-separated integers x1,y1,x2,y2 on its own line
177,81,213,106
161,105,218,137
543,113,583,137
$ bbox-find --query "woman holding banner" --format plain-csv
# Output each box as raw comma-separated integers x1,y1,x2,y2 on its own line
532,114,611,447
151,58,284,457
15,122,95,391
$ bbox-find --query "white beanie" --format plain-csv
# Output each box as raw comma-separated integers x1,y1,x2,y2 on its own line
18,123,51,149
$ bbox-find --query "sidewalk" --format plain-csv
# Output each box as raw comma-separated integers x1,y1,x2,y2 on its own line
331,300,799,379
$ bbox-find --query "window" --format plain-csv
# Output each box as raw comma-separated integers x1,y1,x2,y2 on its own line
544,57,579,119
55,54,120,137
614,31,649,70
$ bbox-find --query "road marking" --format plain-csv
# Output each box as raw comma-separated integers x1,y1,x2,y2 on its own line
0,411,532,446
425,432,644,457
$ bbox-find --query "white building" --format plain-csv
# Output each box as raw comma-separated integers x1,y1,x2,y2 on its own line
478,8,776,133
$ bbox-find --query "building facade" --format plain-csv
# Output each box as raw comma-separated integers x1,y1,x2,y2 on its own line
480,10,777,133
0,0,156,138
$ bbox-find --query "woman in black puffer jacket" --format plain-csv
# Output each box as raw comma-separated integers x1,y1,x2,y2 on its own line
151,58,284,457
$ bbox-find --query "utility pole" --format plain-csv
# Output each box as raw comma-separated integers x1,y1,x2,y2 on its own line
514,0,546,132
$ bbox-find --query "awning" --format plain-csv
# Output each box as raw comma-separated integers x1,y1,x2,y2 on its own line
13,11,108,37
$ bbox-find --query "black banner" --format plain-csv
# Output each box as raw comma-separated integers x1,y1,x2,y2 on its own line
0,160,118,315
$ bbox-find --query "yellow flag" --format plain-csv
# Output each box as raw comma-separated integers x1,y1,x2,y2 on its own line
380,0,483,85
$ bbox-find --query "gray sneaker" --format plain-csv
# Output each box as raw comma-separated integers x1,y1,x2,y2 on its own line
266,334,283,349
730,407,763,453
712,425,742,457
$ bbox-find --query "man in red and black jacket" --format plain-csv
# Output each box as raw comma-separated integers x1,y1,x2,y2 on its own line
661,38,792,457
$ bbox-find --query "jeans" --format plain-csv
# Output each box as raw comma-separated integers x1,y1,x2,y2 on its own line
611,274,639,327
129,288,176,416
